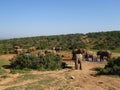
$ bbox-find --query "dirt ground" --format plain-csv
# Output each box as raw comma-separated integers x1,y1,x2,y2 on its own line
0,54,16,60
0,52,120,90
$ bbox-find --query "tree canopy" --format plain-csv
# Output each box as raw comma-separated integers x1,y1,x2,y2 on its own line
0,31,120,54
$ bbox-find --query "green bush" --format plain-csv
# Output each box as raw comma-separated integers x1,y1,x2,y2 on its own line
96,67,110,75
96,57,120,75
10,53,63,71
43,54,62,70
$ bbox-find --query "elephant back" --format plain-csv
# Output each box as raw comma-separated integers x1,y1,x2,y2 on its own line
97,50,102,55
97,50,112,57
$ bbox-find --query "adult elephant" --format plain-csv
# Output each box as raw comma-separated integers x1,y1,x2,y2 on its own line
72,48,85,60
72,48,84,70
97,50,112,61
84,51,97,62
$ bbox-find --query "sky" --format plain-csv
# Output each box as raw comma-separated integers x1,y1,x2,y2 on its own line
0,0,120,39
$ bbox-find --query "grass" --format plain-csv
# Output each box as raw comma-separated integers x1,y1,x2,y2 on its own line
112,48,120,53
2,73,43,86
2,71,68,90
0,59,9,76
0,68,6,75
0,59,10,68
0,74,9,79
5,75,61,90
91,49,98,52
10,69,31,74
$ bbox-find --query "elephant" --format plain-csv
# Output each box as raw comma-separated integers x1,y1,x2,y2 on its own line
29,46,36,52
44,50,56,54
72,49,77,60
97,50,112,61
15,48,23,54
84,51,97,62
72,48,85,60
72,48,84,70
54,47,61,52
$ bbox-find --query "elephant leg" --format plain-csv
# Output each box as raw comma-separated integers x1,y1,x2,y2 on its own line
93,57,97,62
75,59,78,69
96,57,98,62
87,57,89,61
107,56,111,61
85,56,88,61
92,56,94,62
85,55,89,61
100,56,102,62
79,60,82,70
101,56,104,61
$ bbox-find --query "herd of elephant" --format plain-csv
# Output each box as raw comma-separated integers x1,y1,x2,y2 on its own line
72,48,112,62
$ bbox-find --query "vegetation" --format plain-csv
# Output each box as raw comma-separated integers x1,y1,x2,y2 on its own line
0,60,9,77
96,57,120,75
87,31,120,50
111,47,120,53
0,60,9,68
5,74,62,90
0,68,6,75
10,53,63,71
0,31,120,54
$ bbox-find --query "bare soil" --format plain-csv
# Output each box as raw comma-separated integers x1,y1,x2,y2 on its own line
0,54,16,60
0,52,120,90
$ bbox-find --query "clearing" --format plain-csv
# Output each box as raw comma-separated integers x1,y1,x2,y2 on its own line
0,52,120,90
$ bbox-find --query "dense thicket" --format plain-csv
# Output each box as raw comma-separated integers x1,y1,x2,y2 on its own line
10,53,63,70
96,57,120,75
87,31,120,50
0,31,120,54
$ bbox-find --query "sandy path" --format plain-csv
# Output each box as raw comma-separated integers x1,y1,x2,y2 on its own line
0,54,15,60
66,61,120,90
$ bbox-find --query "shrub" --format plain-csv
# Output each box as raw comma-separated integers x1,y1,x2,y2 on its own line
96,57,120,75
10,53,63,71
96,67,110,75
43,53,62,70
10,54,38,69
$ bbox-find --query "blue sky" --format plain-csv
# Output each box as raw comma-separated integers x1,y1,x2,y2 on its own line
0,0,120,39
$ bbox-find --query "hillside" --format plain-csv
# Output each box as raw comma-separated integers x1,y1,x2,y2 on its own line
0,31,120,54
87,31,120,50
